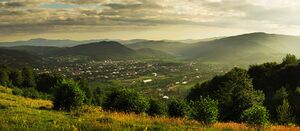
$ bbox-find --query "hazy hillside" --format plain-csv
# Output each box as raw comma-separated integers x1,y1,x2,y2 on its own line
0,48,42,66
0,38,103,47
52,41,135,59
135,48,174,58
2,32,300,64
179,32,300,64
126,40,195,56
8,46,63,56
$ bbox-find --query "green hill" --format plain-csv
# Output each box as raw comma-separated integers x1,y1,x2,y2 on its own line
9,46,63,56
135,48,174,58
0,38,102,47
126,40,194,57
180,32,300,64
0,48,42,67
126,33,300,64
3,32,300,64
7,41,173,60
53,41,136,59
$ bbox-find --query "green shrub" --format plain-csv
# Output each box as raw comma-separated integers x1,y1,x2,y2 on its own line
190,97,219,124
36,73,63,93
276,99,295,125
0,69,9,87
12,87,51,99
22,88,42,99
147,98,166,116
104,88,149,113
241,105,269,126
12,87,23,96
53,79,85,111
168,99,190,117
22,67,36,88
9,70,23,87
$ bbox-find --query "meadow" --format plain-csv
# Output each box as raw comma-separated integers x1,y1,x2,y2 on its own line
0,86,299,130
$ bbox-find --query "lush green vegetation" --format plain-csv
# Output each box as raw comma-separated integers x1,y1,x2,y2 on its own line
188,54,300,125
0,54,300,129
190,97,219,124
0,86,299,130
240,105,270,126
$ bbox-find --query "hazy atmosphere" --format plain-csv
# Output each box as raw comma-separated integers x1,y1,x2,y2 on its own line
1,0,300,41
1,0,300,130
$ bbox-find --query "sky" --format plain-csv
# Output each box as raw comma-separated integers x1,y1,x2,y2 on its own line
1,0,300,42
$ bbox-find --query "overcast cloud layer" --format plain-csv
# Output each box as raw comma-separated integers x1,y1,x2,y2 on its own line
1,0,300,41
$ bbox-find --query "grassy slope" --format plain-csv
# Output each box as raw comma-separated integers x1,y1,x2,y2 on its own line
0,86,299,130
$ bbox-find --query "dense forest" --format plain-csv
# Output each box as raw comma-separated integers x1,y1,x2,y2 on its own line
0,54,299,126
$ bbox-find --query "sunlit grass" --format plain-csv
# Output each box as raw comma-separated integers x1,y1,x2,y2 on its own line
0,86,299,130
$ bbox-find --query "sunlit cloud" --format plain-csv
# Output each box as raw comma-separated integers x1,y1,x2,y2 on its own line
0,0,300,41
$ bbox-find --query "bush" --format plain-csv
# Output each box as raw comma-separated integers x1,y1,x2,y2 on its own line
147,98,166,116
9,70,23,87
104,88,149,113
53,79,85,111
190,97,219,124
0,69,10,87
22,67,36,88
168,99,190,117
22,88,42,99
187,68,265,121
241,105,269,126
276,99,295,125
12,87,52,99
36,73,63,93
12,87,23,96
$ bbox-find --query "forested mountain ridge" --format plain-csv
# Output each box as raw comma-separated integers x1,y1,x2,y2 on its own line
180,32,300,64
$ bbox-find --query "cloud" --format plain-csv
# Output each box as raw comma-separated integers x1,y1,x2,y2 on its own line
0,0,300,37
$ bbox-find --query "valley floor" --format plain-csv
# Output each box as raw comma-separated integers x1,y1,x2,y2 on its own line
0,86,299,130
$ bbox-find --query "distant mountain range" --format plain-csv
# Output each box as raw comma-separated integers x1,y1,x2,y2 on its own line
1,32,300,65
127,32,300,64
2,41,173,65
180,32,300,64
0,38,213,47
0,38,143,47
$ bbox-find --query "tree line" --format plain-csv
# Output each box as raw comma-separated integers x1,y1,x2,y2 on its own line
0,54,299,126
188,54,300,125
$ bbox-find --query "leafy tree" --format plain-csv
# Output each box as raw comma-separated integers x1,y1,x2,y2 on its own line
77,78,93,104
282,54,298,65
241,105,269,126
276,99,295,125
190,97,219,124
104,88,149,113
147,98,166,116
187,68,264,121
53,79,85,111
12,87,23,96
91,86,106,106
273,87,288,101
22,67,36,88
168,98,189,117
0,69,9,87
36,73,63,93
9,70,23,87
